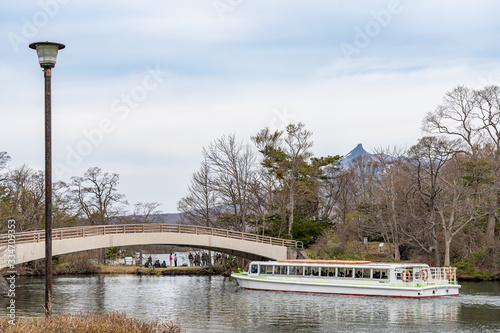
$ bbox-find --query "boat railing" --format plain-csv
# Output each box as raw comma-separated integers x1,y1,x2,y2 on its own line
395,267,458,287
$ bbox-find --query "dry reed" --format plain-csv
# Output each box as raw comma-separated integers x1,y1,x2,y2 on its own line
0,311,183,333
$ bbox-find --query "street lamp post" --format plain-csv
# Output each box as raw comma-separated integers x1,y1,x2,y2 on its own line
29,41,65,317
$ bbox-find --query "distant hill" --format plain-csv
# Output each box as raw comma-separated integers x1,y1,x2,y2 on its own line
149,213,183,223
118,213,184,224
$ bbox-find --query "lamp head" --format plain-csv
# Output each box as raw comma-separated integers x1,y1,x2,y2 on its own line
29,42,65,68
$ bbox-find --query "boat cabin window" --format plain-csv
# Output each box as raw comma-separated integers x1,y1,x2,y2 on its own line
250,264,258,274
372,269,388,279
337,268,354,278
274,265,287,275
260,265,274,275
289,266,303,276
304,266,312,276
319,267,336,277
354,268,370,278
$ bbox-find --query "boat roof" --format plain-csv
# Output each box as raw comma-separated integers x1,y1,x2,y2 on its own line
277,260,372,264
252,260,429,268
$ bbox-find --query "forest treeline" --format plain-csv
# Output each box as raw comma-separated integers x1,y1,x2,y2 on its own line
178,85,500,271
1,85,499,271
0,162,163,233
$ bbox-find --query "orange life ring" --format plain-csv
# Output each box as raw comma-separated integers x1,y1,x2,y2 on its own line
442,268,451,280
449,268,455,279
401,270,411,282
420,268,429,281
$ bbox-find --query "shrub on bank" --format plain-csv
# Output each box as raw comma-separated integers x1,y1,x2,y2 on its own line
0,311,183,333
455,262,494,281
307,230,364,261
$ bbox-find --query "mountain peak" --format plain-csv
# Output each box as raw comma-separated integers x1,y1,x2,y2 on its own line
352,143,365,152
345,143,367,158
341,143,370,166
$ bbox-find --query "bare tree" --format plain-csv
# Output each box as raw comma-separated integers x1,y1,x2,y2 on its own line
69,167,127,225
474,85,500,248
423,85,500,249
436,157,488,266
423,85,479,155
329,169,358,229
178,161,221,227
52,180,79,228
202,134,255,232
3,165,45,231
372,146,409,261
405,136,458,266
132,202,163,223
0,152,12,232
315,160,344,226
245,170,272,235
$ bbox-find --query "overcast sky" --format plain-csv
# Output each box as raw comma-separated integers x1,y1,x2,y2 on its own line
2,1,500,213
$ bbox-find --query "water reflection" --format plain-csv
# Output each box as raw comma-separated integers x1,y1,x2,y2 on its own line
1,276,498,332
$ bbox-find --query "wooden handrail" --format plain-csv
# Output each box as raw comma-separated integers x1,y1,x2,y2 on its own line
0,224,299,248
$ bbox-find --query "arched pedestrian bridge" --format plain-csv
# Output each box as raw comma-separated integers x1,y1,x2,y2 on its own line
0,224,304,269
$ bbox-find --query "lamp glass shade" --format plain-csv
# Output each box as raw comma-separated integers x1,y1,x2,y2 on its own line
35,44,60,68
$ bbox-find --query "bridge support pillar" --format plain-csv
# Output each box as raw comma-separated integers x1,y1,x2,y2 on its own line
287,248,309,260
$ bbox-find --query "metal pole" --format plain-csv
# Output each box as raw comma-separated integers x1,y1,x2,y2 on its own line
44,67,53,317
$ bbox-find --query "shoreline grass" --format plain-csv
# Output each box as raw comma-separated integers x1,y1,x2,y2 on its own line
97,264,226,275
0,311,183,333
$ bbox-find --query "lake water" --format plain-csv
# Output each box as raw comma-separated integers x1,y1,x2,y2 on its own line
1,273,499,332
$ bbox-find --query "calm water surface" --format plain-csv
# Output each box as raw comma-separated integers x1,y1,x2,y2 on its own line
1,274,499,332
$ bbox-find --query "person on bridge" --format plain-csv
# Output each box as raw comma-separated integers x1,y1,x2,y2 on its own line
169,253,173,266
188,253,193,266
174,254,178,267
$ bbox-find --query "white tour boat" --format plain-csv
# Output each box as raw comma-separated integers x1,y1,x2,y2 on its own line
231,260,460,298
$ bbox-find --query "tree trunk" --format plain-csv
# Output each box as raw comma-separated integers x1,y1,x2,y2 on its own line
444,230,452,267
139,245,143,266
208,250,213,273
432,231,440,267
486,194,497,248
288,186,294,238
392,233,400,261
389,177,401,261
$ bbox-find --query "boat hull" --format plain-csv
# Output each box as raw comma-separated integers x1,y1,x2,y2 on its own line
232,274,460,298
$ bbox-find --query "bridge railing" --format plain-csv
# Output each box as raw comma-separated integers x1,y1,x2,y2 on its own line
0,224,300,248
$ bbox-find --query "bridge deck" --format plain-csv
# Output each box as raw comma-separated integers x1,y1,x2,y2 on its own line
0,224,299,248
